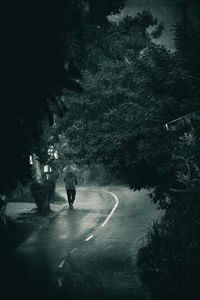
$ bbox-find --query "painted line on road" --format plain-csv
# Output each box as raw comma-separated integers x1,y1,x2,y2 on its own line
57,278,63,287
57,189,118,273
85,234,94,241
70,248,78,253
58,260,65,268
101,191,119,227
59,234,68,239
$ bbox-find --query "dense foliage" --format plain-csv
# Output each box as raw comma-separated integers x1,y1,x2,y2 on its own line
58,11,176,202
58,10,200,299
138,129,200,300
137,19,200,300
1,0,81,194
1,0,125,195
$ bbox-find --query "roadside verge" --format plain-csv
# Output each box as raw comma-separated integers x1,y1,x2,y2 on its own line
2,196,66,254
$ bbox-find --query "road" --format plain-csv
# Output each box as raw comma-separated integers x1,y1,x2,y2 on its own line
2,186,163,300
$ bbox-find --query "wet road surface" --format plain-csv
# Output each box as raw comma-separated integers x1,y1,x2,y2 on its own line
1,186,163,300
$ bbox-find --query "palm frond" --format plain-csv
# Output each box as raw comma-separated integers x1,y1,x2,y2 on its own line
164,111,200,131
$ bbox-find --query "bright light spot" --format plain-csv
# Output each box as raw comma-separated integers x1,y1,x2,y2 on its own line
29,155,33,165
44,165,52,173
54,150,59,159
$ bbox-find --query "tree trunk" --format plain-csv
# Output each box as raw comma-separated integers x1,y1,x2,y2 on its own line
32,153,42,183
31,153,50,214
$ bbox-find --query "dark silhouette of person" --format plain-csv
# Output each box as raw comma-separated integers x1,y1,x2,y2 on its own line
63,167,77,208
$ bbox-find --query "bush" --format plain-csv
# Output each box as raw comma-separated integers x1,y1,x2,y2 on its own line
137,131,200,300
137,206,200,299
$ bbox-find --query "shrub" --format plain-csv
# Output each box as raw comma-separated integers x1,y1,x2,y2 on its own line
137,131,200,300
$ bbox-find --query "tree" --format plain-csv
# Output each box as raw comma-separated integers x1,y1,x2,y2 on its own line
58,10,200,205
136,17,200,300
1,1,82,195
57,13,200,298
58,11,176,200
1,0,125,196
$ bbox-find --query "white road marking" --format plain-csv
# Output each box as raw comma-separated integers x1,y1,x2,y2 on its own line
70,248,78,253
101,191,119,227
56,188,118,273
85,234,94,241
59,234,68,239
58,260,65,268
57,278,63,287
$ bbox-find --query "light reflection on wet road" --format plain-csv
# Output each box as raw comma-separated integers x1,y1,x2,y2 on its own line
2,186,163,300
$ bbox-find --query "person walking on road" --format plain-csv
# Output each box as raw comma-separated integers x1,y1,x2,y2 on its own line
63,167,77,209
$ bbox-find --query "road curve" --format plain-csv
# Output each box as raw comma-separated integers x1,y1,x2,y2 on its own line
2,186,163,300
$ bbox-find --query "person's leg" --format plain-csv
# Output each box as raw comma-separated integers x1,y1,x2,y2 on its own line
66,190,71,205
68,190,74,208
71,190,76,204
